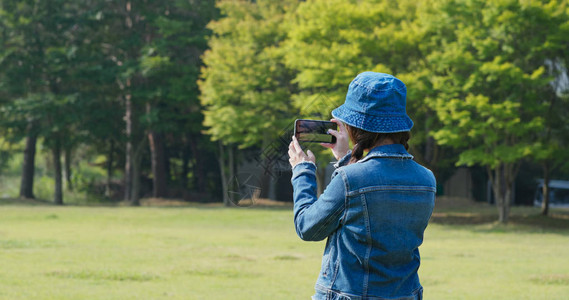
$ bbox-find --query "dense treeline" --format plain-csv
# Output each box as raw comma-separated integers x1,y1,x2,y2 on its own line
1,0,569,223
0,0,218,205
201,0,569,222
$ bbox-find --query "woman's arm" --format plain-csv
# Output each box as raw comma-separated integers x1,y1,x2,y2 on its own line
290,163,346,241
288,135,347,241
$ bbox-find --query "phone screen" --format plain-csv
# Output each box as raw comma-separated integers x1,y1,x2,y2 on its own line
294,119,337,143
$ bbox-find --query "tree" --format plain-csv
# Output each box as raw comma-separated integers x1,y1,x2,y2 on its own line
0,0,94,204
283,0,447,188
200,0,298,205
140,0,216,198
0,0,233,204
97,0,166,205
94,0,219,204
533,60,569,215
0,0,47,200
285,0,422,115
421,0,569,223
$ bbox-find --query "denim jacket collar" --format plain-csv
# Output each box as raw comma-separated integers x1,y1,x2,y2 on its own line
358,143,413,163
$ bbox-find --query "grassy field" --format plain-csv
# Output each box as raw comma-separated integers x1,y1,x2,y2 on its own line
1,198,569,300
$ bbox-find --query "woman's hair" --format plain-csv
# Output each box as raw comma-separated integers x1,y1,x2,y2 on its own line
347,126,410,164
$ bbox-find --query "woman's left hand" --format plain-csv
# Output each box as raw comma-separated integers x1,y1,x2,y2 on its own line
320,118,349,160
288,136,316,169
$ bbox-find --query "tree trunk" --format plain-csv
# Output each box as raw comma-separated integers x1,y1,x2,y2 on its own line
164,145,171,187
181,141,190,189
218,142,230,206
105,139,115,198
424,111,435,167
64,147,73,191
130,152,142,206
124,93,133,201
499,185,512,224
188,134,206,192
121,0,135,201
260,174,271,199
490,163,517,224
53,138,63,205
490,165,507,223
227,144,235,206
541,162,550,216
258,139,272,199
148,131,168,198
20,123,37,199
493,180,508,223
129,138,147,206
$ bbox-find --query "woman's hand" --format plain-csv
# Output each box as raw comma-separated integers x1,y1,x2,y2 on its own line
288,136,316,169
321,119,350,160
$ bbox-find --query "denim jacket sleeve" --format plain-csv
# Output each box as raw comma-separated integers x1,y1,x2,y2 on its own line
291,162,346,241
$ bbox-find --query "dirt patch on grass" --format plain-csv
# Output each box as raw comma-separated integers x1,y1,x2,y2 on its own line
47,269,160,282
140,197,201,207
530,274,569,285
0,197,54,206
509,212,569,230
138,197,292,208
252,198,293,207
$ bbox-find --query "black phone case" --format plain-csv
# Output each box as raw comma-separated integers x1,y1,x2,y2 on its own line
294,119,337,143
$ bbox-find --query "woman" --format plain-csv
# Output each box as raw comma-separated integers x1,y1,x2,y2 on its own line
288,72,435,300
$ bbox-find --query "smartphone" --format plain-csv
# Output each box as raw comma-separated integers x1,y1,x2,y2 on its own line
294,119,337,144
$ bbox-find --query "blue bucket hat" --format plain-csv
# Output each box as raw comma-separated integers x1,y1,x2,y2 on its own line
332,72,413,133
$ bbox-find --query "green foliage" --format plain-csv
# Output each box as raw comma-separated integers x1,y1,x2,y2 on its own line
284,0,421,115
0,137,14,173
421,0,569,169
139,0,216,134
283,0,445,169
34,176,55,201
416,0,569,222
0,0,219,200
0,145,111,203
431,94,543,168
1,0,569,206
200,0,298,148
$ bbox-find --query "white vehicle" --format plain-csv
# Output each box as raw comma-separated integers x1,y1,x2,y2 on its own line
534,179,569,208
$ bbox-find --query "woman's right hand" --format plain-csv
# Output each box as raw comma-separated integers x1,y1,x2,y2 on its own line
321,119,350,160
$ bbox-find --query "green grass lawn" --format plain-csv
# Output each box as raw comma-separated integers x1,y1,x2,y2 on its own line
1,199,569,300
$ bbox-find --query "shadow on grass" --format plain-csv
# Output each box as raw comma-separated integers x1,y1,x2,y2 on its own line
431,210,569,230
0,197,55,206
4,196,569,233
431,199,569,234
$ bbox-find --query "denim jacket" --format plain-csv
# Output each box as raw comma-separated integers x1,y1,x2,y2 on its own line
291,144,436,300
